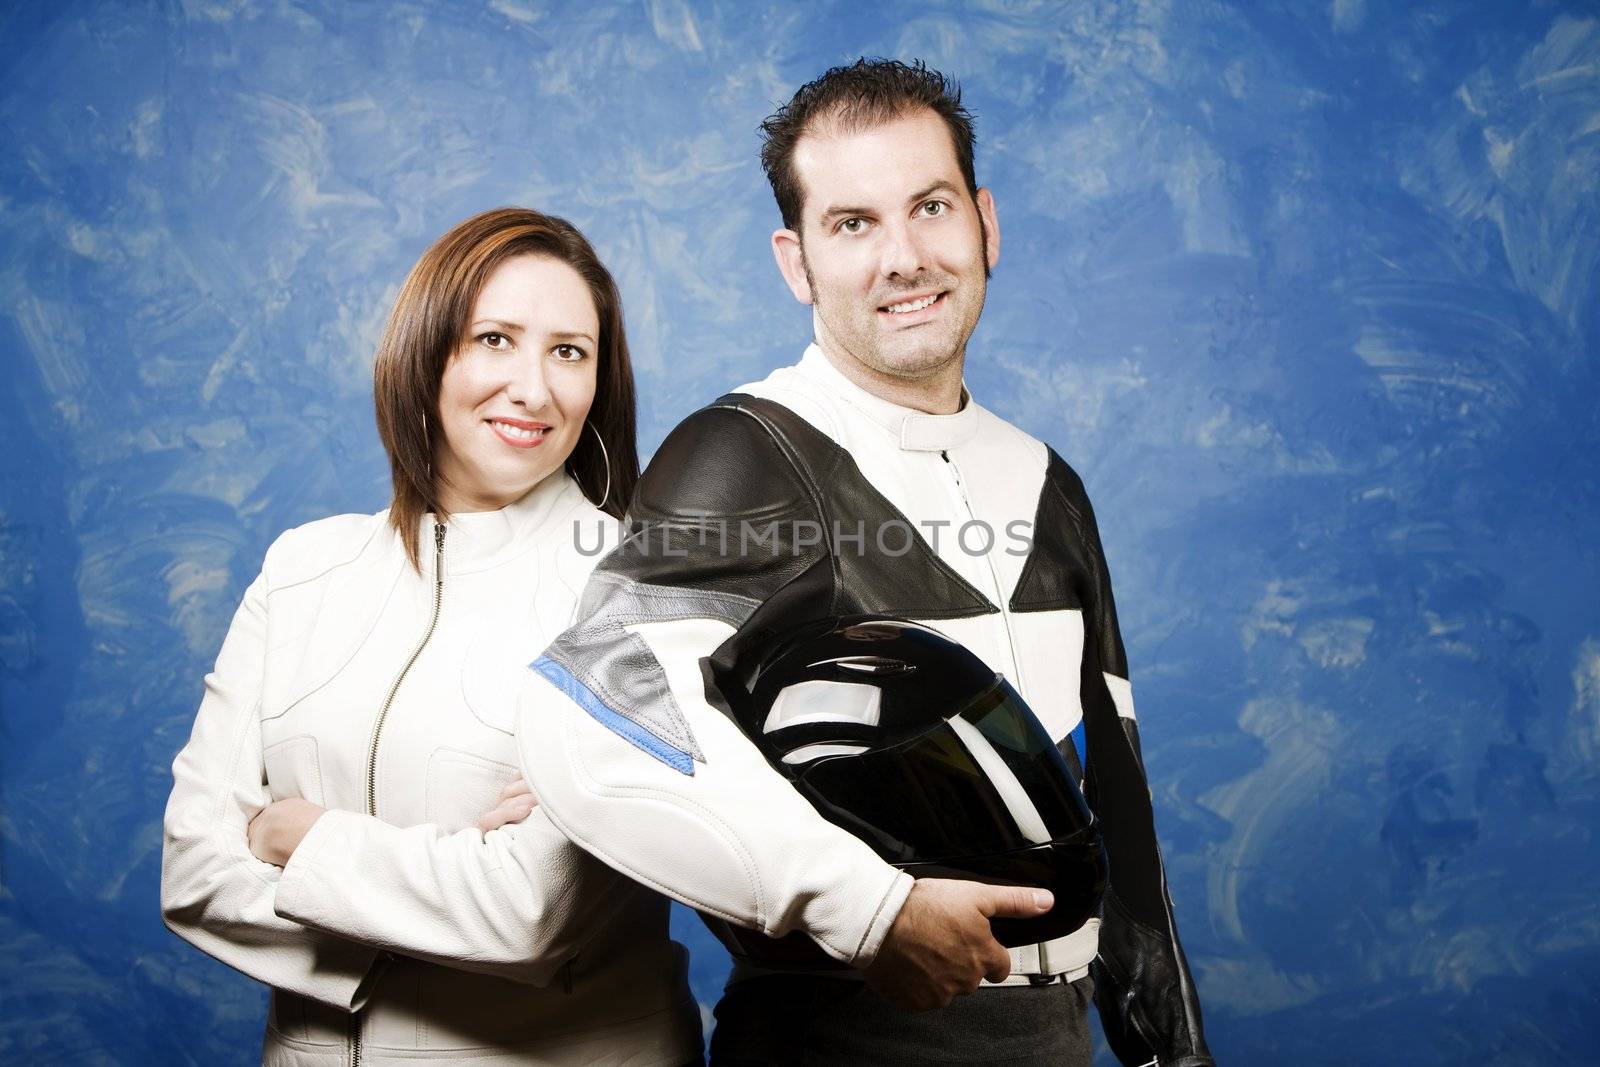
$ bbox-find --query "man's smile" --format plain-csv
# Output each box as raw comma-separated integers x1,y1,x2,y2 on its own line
877,290,947,321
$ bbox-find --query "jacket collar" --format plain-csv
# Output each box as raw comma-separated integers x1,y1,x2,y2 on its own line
421,471,586,576
794,343,983,452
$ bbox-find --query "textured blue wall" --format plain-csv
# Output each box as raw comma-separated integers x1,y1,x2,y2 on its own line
2,2,1597,1063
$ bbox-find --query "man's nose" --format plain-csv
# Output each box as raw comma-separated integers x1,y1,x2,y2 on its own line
879,220,925,279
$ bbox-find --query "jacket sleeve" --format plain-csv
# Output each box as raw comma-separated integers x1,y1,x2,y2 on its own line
160,567,381,1010
271,804,650,986
516,402,913,967
1048,454,1212,1067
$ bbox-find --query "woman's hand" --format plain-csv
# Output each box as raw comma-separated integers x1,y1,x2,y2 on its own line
476,777,538,834
248,798,326,867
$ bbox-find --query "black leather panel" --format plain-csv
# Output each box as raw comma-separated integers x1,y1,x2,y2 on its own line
1010,449,1090,613
1081,656,1211,1064
1010,448,1130,681
1092,888,1214,1066
725,395,996,621
631,403,815,522
599,404,824,603
1078,625,1165,929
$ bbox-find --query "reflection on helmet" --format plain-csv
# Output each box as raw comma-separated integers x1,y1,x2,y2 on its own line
708,617,1108,967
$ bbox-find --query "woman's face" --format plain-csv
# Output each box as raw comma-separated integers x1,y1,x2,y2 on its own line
433,254,600,513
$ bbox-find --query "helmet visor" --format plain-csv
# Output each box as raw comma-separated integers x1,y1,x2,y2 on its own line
790,681,1097,865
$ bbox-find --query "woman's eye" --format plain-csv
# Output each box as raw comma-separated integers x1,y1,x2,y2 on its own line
479,332,511,350
553,344,587,362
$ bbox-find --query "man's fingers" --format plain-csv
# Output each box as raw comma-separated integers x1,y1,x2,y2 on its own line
977,884,1053,919
982,942,1014,984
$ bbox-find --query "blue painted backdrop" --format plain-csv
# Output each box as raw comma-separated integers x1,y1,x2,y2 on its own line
2,1,1596,1063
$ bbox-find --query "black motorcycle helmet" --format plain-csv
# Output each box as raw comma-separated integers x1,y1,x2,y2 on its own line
706,616,1108,967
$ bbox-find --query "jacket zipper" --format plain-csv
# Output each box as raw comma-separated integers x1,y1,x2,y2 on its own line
352,521,447,1067
366,521,447,815
938,450,1025,687
940,451,1055,982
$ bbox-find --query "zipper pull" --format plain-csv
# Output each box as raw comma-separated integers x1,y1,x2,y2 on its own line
433,522,446,578
941,450,965,490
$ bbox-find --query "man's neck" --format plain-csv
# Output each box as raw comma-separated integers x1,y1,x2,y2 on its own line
813,338,966,416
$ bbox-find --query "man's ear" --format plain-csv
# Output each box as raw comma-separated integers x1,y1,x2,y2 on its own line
771,228,814,305
976,187,1000,270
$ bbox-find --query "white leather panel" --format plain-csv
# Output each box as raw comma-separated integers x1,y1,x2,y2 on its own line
262,735,326,807
425,747,518,833
260,550,404,722
461,618,548,736
942,415,1048,604
1104,671,1138,720
519,663,913,965
1006,608,1086,743
907,613,1008,680
623,617,738,744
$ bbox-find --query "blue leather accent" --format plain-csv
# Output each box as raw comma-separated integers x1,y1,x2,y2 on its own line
530,655,695,776
1070,719,1087,770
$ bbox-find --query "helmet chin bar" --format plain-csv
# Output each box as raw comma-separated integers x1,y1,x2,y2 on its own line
708,616,1109,967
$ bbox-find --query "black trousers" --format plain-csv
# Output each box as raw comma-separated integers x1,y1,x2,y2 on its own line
709,975,1093,1066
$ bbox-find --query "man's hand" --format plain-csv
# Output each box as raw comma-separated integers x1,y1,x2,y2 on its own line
476,777,538,834
247,797,325,867
862,878,1052,1012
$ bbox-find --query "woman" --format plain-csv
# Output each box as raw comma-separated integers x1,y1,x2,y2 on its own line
161,208,703,1066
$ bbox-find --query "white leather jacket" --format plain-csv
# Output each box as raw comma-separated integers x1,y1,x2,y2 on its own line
161,473,702,1066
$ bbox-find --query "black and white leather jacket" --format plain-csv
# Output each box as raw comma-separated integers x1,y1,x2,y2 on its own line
517,346,1211,1066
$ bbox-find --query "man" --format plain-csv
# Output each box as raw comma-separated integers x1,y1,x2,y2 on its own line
517,59,1212,1066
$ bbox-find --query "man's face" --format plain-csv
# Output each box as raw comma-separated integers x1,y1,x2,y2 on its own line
776,108,999,385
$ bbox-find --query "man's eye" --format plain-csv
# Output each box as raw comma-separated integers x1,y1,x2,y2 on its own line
553,344,587,362
921,201,946,217
840,218,867,235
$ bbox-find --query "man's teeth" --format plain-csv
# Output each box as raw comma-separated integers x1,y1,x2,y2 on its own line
885,294,939,314
493,421,544,440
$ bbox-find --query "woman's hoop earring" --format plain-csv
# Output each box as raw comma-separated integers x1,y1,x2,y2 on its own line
585,421,611,510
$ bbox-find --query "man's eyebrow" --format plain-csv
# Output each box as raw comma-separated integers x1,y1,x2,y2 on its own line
817,202,876,227
907,180,961,205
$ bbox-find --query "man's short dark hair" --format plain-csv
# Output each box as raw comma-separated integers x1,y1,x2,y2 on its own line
759,58,978,233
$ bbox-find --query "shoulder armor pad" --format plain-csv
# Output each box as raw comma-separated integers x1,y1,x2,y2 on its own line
633,398,813,521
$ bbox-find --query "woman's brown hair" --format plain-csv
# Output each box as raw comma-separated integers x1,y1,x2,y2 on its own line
373,207,640,570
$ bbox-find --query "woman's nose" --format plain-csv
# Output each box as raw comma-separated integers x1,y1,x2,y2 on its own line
504,354,552,409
